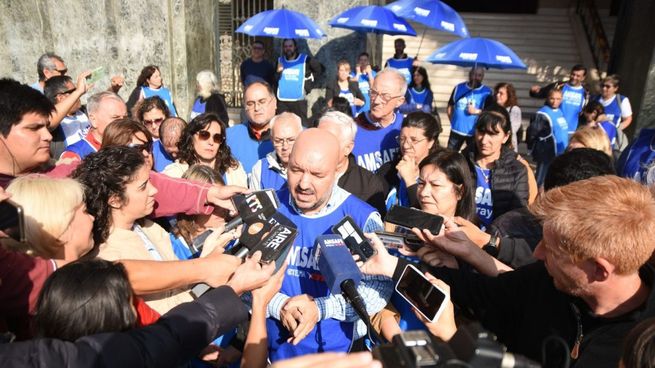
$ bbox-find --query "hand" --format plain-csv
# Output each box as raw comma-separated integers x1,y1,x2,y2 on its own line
282,294,319,345
355,65,362,74
109,75,124,93
277,63,284,73
354,98,365,107
355,233,398,278
199,224,240,258
415,245,459,269
466,102,479,115
206,184,249,216
396,155,418,185
364,64,373,74
252,262,287,308
452,216,490,247
271,351,381,368
226,251,276,295
411,218,478,262
75,70,92,94
412,273,456,342
201,250,241,287
530,85,541,94
412,58,420,67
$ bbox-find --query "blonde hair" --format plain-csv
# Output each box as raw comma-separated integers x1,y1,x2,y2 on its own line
195,70,220,99
6,175,84,258
569,126,612,157
530,176,655,274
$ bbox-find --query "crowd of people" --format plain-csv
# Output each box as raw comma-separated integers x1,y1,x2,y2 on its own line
1,38,655,368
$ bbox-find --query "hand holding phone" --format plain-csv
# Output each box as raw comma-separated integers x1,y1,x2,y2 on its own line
331,216,377,262
385,206,444,235
0,199,25,243
395,264,449,323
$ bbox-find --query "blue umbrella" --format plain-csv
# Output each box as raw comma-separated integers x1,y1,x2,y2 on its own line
426,37,527,69
329,5,417,36
386,0,469,38
235,8,326,39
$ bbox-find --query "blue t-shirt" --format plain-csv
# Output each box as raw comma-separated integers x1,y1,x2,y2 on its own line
351,70,376,114
617,128,655,184
226,123,274,173
474,166,493,229
352,112,402,172
142,86,177,117
560,84,586,133
450,83,493,136
152,140,174,173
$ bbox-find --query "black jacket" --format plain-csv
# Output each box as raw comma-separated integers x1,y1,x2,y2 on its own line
195,93,229,124
527,112,557,163
325,80,365,104
489,207,542,268
338,154,389,216
393,260,655,368
376,158,420,209
463,145,529,220
0,286,248,368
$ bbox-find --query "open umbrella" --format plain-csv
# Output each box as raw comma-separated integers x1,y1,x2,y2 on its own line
235,8,326,39
329,5,417,36
386,0,469,38
426,37,527,69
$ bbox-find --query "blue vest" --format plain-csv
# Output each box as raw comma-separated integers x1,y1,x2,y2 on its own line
537,106,569,156
560,84,586,133
408,87,429,106
597,94,623,128
599,121,618,147
152,140,174,173
450,83,493,136
386,58,414,84
267,188,376,361
190,97,206,120
384,177,410,211
352,112,402,173
63,138,97,160
618,128,655,183
351,71,376,114
259,159,287,191
474,166,493,229
142,86,178,117
277,54,307,101
226,123,274,173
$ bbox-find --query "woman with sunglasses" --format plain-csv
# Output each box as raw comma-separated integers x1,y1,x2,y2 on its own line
134,96,170,140
101,118,155,170
595,74,633,132
163,113,247,187
126,65,178,117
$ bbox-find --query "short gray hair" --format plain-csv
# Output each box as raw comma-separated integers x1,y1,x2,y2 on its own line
87,91,124,115
378,67,408,97
318,110,358,142
196,70,219,99
270,112,303,136
37,52,64,81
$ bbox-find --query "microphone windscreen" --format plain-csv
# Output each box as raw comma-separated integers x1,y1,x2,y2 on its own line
316,234,362,294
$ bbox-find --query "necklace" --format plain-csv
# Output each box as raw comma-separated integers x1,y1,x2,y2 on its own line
476,165,491,183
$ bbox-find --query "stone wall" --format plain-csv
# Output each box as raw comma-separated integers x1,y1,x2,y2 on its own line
0,0,219,119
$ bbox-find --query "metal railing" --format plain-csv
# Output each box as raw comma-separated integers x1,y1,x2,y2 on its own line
576,0,611,75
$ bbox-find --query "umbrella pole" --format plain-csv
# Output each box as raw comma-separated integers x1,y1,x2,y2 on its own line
415,26,427,59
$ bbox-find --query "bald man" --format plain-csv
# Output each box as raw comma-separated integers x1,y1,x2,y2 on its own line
265,128,392,362
318,110,388,215
249,112,303,190
352,69,405,173
153,117,186,172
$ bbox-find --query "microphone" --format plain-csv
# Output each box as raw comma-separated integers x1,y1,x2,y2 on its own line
224,189,280,232
227,211,296,259
315,235,371,336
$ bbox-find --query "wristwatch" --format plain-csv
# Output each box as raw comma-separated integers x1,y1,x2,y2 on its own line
482,233,500,257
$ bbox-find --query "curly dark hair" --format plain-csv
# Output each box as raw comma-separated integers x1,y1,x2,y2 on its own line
135,65,160,87
72,146,146,245
177,113,238,175
133,96,170,123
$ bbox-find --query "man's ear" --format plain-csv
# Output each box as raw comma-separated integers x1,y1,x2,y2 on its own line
591,257,615,282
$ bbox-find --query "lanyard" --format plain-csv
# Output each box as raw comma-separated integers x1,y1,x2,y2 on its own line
133,224,163,261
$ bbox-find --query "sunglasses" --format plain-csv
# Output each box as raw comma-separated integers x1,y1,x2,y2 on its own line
55,68,68,75
143,117,165,126
197,130,224,143
128,141,153,154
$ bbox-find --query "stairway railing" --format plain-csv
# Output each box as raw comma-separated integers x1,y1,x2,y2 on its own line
576,0,611,74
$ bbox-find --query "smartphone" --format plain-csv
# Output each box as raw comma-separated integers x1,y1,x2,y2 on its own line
191,229,214,254
395,264,449,323
374,231,423,252
86,67,105,84
0,199,25,243
385,206,444,235
331,216,377,262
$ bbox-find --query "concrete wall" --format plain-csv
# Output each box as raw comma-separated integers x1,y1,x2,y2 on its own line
0,0,219,119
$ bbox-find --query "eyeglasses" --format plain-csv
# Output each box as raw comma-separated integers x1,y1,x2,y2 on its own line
602,84,615,89
397,136,428,146
370,89,403,103
245,97,272,110
197,130,224,143
57,88,76,96
143,117,165,126
128,141,153,154
273,137,296,147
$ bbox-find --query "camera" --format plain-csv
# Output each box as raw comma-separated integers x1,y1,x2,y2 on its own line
372,323,541,368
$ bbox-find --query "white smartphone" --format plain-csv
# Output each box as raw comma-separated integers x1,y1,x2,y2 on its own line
395,264,449,323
